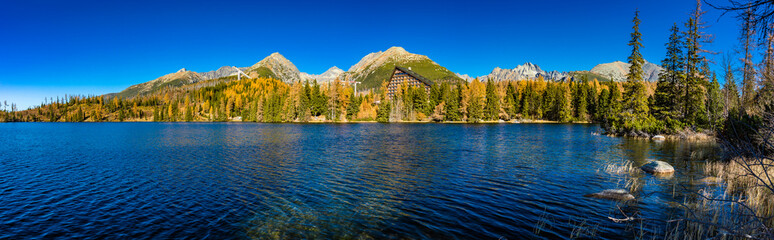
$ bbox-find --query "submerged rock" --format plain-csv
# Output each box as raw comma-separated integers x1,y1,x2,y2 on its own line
584,189,635,201
640,160,675,174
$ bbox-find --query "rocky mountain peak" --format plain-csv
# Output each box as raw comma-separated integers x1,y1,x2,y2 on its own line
479,62,566,82
177,68,188,73
326,66,343,73
198,66,249,81
249,52,302,83
384,46,408,55
300,66,345,83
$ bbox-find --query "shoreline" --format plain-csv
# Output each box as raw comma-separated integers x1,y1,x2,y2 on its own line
604,130,717,142
2,119,590,124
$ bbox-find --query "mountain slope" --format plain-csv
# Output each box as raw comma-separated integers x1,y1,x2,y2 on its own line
115,68,203,98
340,47,462,90
590,60,663,82
246,53,302,83
199,66,249,80
566,71,612,82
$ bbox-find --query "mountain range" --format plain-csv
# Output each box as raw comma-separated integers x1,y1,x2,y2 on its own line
478,62,567,82
300,66,344,83
590,60,663,82
113,47,664,98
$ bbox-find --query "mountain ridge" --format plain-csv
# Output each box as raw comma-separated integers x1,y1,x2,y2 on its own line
111,48,665,99
478,62,567,82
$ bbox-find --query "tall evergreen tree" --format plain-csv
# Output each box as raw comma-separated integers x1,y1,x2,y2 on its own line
682,1,710,127
445,85,461,121
627,10,645,83
484,79,499,120
574,77,589,120
723,61,741,115
619,10,651,131
521,83,532,119
653,23,684,123
706,73,723,130
558,82,573,122
504,83,517,120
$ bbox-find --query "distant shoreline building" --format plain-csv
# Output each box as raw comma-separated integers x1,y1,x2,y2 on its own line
386,66,433,99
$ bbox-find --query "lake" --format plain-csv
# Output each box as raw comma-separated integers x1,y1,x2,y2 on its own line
0,123,720,239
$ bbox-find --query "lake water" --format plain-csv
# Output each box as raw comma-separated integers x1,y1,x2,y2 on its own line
0,123,720,239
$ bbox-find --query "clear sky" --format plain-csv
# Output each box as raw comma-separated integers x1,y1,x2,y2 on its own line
0,0,745,109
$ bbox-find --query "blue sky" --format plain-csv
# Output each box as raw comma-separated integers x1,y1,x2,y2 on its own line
0,0,745,109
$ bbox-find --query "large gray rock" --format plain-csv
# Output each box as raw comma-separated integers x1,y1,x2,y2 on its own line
584,189,635,201
641,160,675,174
652,135,666,141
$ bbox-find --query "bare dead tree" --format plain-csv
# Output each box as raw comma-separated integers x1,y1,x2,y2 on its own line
706,0,774,41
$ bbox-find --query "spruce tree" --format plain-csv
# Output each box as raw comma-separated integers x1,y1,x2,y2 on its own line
445,85,461,121
521,83,532,119
706,73,723,130
627,10,645,83
484,79,499,120
504,83,516,120
653,23,684,125
597,88,610,121
574,78,589,121
559,82,573,122
683,1,710,127
619,10,651,131
723,62,741,115
586,80,598,121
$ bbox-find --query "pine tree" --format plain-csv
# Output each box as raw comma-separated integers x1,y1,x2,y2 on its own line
503,82,516,120
597,88,611,121
445,85,461,121
586,80,598,121
609,83,623,121
683,1,710,127
184,105,193,122
653,23,684,125
484,79,499,120
618,10,651,131
574,78,589,121
627,10,645,83
521,82,532,119
376,100,391,122
706,73,723,130
723,61,741,115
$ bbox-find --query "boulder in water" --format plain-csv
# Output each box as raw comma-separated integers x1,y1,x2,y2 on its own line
652,135,666,141
584,189,635,201
641,160,675,174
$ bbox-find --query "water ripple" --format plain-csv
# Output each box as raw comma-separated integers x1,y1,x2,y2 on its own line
0,123,721,239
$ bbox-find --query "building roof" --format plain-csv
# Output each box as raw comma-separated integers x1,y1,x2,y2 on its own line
394,66,434,86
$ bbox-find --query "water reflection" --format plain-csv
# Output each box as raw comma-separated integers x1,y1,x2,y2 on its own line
0,123,721,239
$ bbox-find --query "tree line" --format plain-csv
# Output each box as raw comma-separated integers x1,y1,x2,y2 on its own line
2,1,772,138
